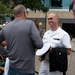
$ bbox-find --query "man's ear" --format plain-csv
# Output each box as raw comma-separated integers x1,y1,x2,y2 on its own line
24,11,27,19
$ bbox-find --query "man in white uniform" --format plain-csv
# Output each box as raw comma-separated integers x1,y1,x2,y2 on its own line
36,13,71,75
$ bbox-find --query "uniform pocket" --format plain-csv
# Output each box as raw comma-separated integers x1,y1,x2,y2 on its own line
43,37,49,43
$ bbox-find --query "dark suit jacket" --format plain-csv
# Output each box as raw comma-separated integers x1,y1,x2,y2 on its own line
49,47,68,72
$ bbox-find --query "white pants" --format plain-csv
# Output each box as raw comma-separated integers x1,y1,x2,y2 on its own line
4,58,9,75
39,60,62,75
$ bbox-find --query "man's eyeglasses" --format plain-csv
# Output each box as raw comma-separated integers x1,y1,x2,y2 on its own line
48,18,53,20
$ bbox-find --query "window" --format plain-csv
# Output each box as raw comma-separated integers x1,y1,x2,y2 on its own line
51,0,62,7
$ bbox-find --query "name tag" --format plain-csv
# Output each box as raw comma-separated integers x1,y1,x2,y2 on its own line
53,38,60,40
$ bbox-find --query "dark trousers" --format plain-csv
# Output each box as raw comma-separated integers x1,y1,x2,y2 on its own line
8,66,34,75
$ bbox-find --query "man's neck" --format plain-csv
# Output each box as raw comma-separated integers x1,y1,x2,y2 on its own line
16,17,26,19
14,15,26,20
51,26,59,31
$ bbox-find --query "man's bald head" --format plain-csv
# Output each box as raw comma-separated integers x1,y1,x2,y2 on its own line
48,13,60,31
48,13,59,20
13,4,26,16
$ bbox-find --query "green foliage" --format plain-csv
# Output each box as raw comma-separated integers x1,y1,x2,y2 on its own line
0,0,49,16
41,6,49,12
6,1,14,15
14,0,49,12
22,0,41,11
69,2,73,12
0,1,8,14
0,0,14,16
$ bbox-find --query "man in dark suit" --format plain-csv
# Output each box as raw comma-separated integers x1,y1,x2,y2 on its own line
0,4,43,75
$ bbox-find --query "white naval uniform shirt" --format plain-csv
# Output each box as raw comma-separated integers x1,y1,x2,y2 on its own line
43,27,71,48
39,27,71,75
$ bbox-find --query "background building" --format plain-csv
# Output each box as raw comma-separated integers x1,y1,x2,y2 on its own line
41,0,72,9
0,0,74,37
28,0,74,38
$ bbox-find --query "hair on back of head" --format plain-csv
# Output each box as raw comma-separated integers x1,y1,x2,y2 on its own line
13,4,26,16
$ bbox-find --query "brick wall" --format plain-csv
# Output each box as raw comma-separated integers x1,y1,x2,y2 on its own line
27,10,74,31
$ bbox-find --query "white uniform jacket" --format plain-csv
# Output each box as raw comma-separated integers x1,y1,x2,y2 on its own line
39,27,71,75
43,27,71,48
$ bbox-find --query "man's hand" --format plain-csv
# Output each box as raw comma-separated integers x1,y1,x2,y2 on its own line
1,41,6,47
67,48,71,55
38,56,43,62
50,46,52,53
38,54,45,62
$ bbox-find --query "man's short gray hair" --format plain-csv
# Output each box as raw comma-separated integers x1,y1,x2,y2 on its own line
13,4,26,16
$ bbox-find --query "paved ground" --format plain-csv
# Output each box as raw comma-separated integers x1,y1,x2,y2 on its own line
66,51,75,75
35,50,75,75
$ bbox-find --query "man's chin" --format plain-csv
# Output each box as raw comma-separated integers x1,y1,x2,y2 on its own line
49,24,53,27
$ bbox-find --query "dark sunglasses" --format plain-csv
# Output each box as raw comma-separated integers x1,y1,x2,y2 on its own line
48,18,53,20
